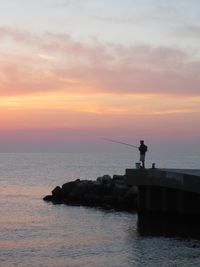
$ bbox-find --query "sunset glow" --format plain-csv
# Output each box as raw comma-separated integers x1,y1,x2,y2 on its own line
0,0,200,151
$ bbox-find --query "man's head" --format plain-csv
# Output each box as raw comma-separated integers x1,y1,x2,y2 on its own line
140,140,144,144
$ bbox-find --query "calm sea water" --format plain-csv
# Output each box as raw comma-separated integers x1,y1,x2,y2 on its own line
1,152,200,267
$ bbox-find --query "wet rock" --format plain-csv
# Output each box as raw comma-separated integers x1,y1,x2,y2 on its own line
43,195,53,201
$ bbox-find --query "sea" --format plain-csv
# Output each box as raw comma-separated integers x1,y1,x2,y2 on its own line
1,151,200,267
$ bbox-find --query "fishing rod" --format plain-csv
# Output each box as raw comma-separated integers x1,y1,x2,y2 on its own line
101,138,138,149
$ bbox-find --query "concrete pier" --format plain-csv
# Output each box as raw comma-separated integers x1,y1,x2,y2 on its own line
125,169,200,217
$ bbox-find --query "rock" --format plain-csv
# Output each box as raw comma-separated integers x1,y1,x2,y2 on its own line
52,186,63,199
84,193,102,205
43,195,53,201
113,174,125,181
113,175,126,185
43,174,138,211
62,181,78,196
113,184,129,197
68,180,96,200
114,179,126,185
103,195,116,206
97,175,112,184
90,181,104,195
127,186,138,195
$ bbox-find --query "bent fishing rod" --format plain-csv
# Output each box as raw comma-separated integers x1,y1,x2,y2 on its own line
101,138,138,149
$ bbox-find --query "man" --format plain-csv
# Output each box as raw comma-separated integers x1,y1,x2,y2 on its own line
138,140,148,168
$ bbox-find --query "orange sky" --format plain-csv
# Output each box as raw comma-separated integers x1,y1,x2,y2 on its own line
0,1,200,151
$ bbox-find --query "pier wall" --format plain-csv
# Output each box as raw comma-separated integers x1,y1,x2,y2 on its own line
125,169,200,216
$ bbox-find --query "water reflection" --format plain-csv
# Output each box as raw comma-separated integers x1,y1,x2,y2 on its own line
137,214,200,239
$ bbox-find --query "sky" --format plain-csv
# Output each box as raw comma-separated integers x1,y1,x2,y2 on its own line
0,0,200,153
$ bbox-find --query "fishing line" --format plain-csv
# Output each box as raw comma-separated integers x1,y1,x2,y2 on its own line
101,138,138,149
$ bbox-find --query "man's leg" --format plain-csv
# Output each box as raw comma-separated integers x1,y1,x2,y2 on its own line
141,160,145,168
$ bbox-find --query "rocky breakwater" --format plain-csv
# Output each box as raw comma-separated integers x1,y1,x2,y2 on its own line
43,174,138,211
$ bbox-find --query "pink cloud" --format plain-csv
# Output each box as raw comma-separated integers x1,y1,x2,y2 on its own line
0,25,40,44
0,25,199,97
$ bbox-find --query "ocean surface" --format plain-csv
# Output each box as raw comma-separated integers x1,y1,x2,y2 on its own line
1,152,200,267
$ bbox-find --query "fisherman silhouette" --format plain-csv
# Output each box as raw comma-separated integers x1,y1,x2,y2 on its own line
138,140,148,168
